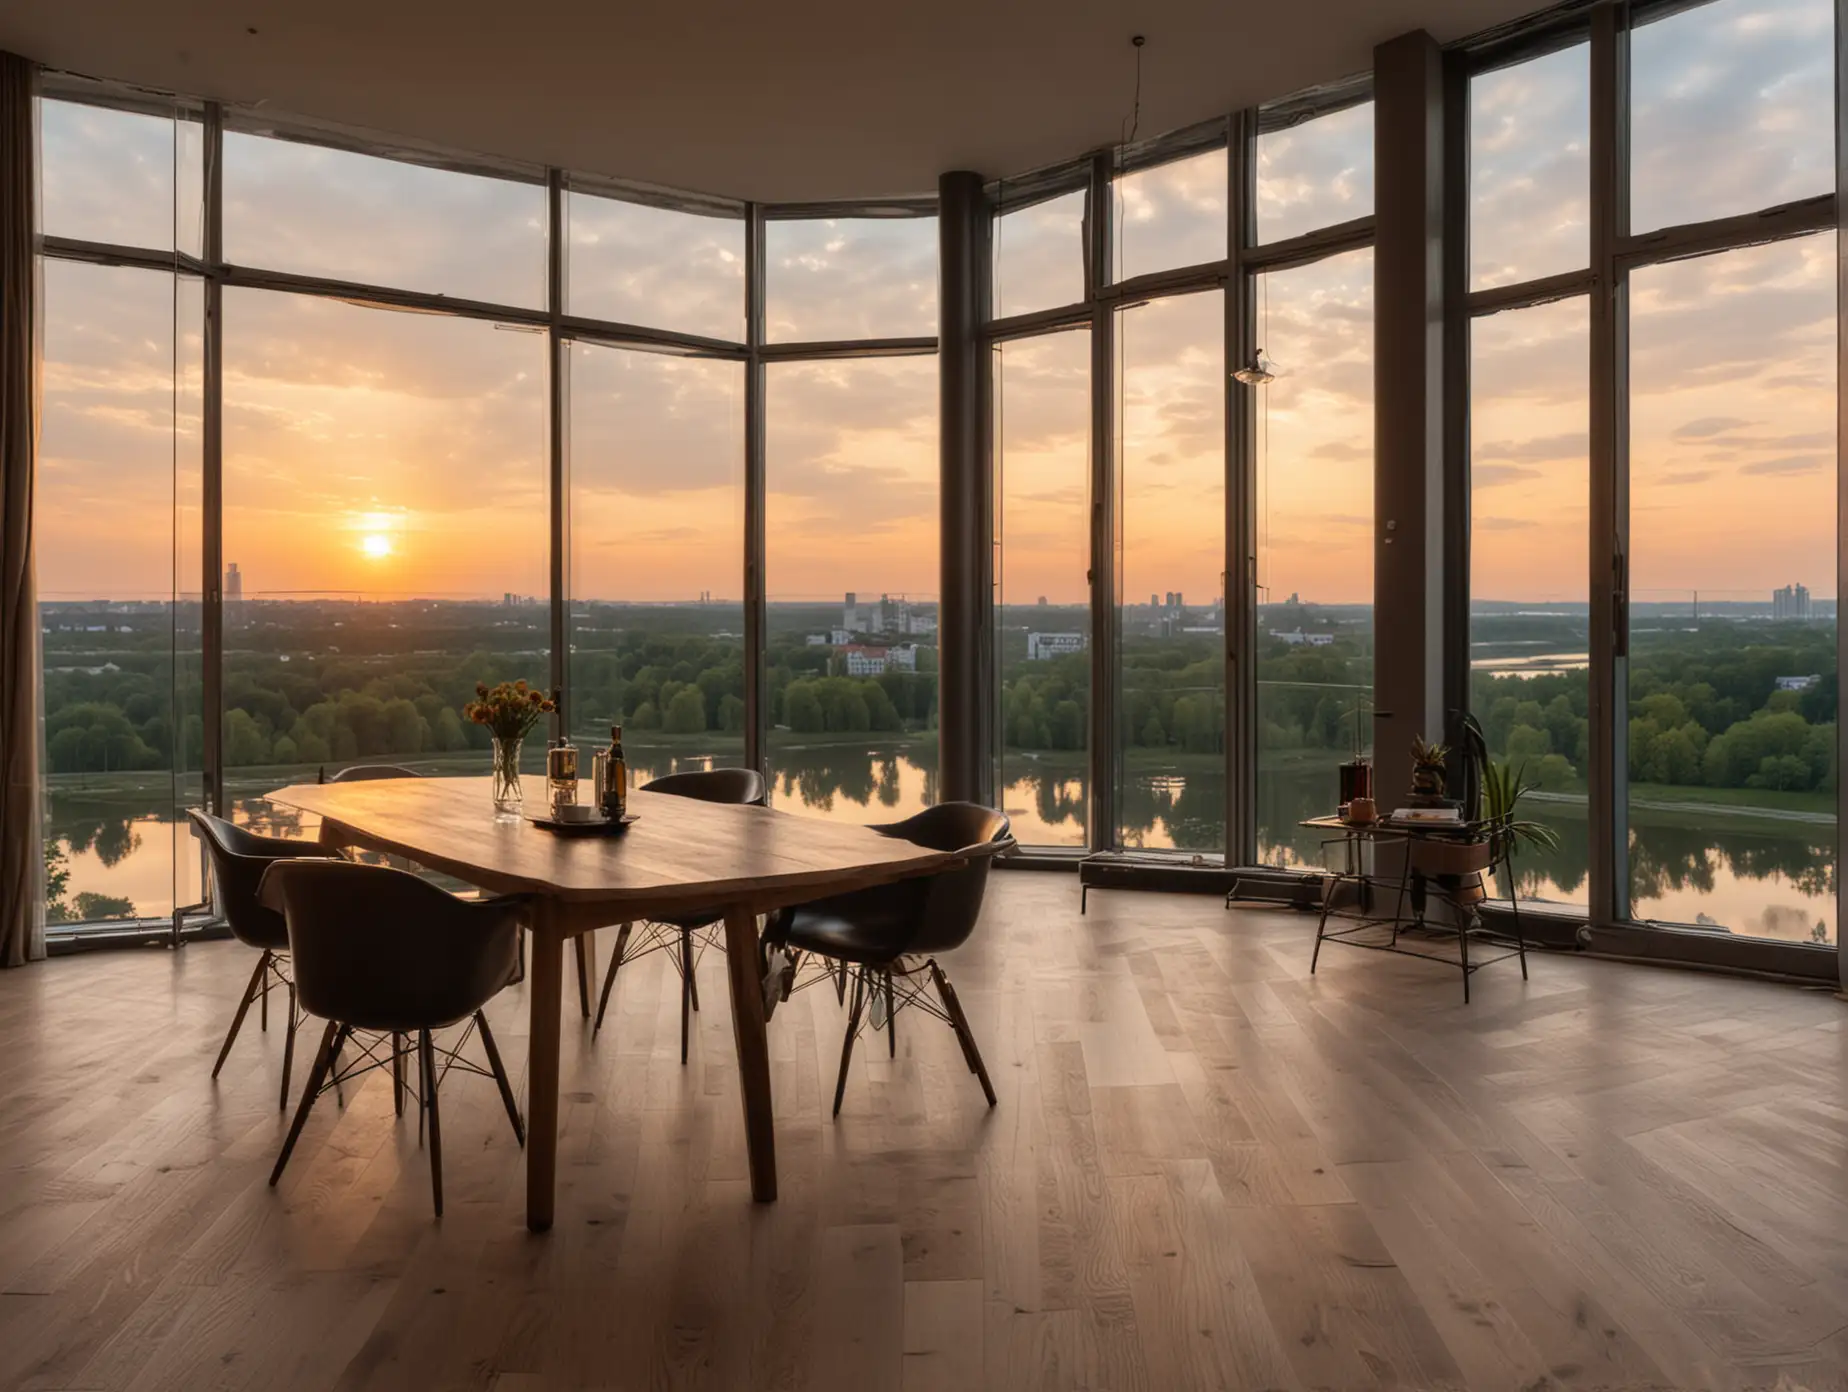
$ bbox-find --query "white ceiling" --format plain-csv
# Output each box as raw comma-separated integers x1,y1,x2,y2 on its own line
3,0,1546,202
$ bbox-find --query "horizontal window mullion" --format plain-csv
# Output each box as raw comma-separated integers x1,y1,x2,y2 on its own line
1615,193,1835,272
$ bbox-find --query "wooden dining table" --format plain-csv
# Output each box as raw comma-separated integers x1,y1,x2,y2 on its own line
266,774,962,1231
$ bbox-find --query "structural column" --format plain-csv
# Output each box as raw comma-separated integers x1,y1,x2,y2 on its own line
1371,31,1451,805
937,170,991,805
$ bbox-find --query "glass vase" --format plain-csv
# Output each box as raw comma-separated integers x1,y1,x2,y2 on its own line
491,735,525,821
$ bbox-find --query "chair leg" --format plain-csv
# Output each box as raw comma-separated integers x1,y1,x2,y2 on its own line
833,959,847,1005
931,962,996,1107
260,954,269,1032
476,1010,525,1147
278,984,299,1112
680,928,694,1066
271,1019,339,1187
391,1032,405,1118
213,952,269,1079
328,1024,350,1108
592,922,633,1037
419,1029,443,1219
685,929,701,1012
574,934,594,1019
833,968,868,1119
885,970,896,1058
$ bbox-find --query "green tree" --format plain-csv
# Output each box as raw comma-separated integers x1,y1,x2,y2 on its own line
663,687,708,734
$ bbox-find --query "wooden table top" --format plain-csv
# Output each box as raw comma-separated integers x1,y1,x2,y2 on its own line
268,775,959,916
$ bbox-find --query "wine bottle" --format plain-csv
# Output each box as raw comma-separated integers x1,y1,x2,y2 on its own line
602,724,628,819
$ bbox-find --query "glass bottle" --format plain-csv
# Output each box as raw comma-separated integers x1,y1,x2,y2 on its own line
547,735,579,811
605,725,629,818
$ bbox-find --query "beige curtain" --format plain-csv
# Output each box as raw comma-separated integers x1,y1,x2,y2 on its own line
0,52,43,966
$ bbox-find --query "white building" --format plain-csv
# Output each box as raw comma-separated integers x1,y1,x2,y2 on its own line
841,644,888,676
1027,631,1086,661
887,644,919,672
806,634,829,646
1270,629,1335,647
1775,674,1821,692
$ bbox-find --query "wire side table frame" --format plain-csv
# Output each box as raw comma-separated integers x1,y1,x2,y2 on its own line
1301,815,1529,1003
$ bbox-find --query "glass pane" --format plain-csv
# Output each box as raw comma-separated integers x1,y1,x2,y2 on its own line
1470,44,1590,289
1251,250,1374,869
1627,235,1836,944
765,218,937,342
1117,291,1225,854
1630,0,1833,234
41,100,200,253
566,192,744,341
175,275,207,913
1116,147,1227,281
569,345,745,783
222,290,549,829
224,133,546,307
994,188,1086,320
995,330,1091,847
766,356,939,823
38,261,187,928
1255,102,1374,244
1470,299,1591,907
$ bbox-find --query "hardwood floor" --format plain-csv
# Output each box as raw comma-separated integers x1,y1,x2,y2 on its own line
1,872,1844,1391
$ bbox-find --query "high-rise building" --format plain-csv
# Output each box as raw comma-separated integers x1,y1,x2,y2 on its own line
1773,583,1813,621
224,562,243,601
843,591,859,631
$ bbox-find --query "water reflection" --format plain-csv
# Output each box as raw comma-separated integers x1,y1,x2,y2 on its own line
46,744,1836,946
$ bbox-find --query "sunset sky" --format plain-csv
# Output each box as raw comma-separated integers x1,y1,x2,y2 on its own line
33,0,1836,613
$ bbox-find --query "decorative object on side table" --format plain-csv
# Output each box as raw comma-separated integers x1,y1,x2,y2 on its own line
463,679,555,821
1406,733,1456,808
1337,696,1373,816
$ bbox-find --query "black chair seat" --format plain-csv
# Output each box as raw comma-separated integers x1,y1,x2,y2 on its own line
779,901,919,966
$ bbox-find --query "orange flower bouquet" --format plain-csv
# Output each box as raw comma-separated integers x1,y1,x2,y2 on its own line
465,680,556,819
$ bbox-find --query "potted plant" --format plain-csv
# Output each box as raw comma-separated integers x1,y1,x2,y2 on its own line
464,680,555,820
1407,734,1453,806
1481,758,1562,898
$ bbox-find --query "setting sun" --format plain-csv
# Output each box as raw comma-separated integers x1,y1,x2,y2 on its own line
360,533,394,559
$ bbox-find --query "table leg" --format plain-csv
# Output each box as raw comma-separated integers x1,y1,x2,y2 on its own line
721,905,777,1202
526,904,564,1233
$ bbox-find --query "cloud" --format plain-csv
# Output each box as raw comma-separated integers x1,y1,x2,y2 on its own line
1311,440,1369,461
1474,431,1588,463
1740,454,1828,476
1672,416,1752,439
1474,516,1539,530
1657,469,1716,486
1472,464,1544,488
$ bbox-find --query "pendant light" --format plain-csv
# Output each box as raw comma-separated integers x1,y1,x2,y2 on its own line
1234,348,1278,386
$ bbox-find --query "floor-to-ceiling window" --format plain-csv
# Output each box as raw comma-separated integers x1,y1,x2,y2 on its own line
1117,289,1227,852
1467,0,1838,954
564,191,748,786
1467,37,1593,906
764,214,940,823
220,287,549,822
36,98,204,932
994,329,1091,846
1249,103,1376,869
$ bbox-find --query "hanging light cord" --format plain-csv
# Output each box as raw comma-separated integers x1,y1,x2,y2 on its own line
1123,35,1146,148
